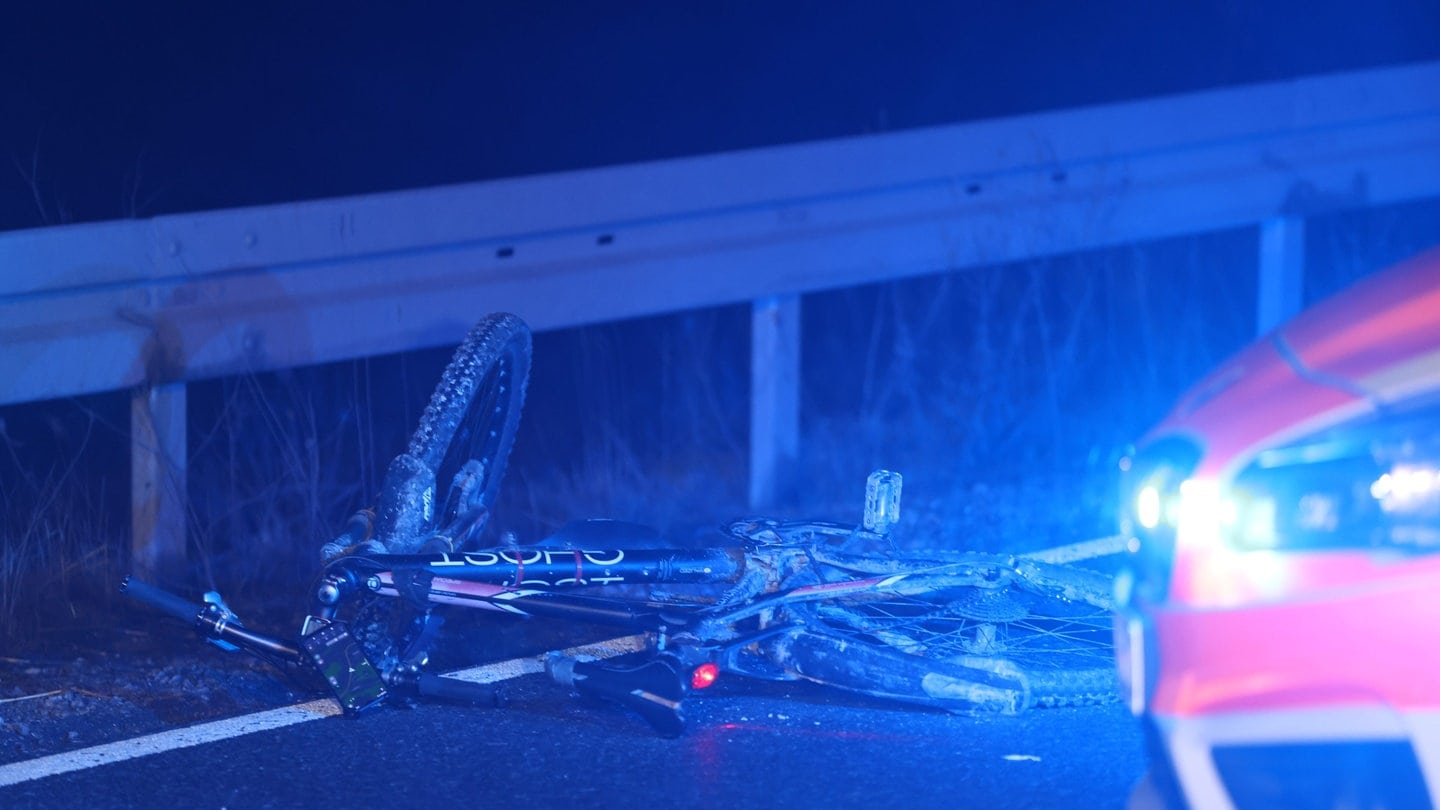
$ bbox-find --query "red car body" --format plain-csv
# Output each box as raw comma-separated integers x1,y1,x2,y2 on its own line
1116,247,1440,808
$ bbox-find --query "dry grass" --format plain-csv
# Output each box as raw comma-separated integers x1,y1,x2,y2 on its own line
496,309,751,545
0,403,125,644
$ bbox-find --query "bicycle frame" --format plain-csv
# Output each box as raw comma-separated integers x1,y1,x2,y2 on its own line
126,485,1118,739
315,546,746,638
124,519,1117,735
301,536,921,734
120,312,1117,735
349,545,747,590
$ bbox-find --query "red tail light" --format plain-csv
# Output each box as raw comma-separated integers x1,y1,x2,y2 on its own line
690,662,719,690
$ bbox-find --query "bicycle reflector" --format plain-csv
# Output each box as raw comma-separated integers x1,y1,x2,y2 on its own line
691,662,719,690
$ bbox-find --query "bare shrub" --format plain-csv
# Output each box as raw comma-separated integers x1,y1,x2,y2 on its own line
0,401,125,644
799,233,1258,550
184,358,422,600
496,309,750,545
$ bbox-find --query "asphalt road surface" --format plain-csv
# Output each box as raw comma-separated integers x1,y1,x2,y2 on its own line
2,665,1147,809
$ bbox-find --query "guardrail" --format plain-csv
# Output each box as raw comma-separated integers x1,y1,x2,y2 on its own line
4,61,1439,574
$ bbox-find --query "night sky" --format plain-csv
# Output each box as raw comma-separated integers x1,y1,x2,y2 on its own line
4,1,1439,232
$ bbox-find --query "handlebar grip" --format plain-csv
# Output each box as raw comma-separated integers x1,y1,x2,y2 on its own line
121,576,203,624
414,674,503,708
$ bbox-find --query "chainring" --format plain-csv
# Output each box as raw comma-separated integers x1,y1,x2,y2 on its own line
349,598,434,679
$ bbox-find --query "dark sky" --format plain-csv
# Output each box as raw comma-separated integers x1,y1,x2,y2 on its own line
4,1,1439,232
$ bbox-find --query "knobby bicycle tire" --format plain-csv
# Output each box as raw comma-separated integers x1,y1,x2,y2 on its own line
767,551,1118,713
373,313,531,555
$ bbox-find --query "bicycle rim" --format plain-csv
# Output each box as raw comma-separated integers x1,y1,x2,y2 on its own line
774,553,1118,712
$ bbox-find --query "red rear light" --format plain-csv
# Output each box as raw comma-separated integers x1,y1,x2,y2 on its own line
690,662,719,690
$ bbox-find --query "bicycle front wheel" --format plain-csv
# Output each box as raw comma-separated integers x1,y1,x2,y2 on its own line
373,313,531,554
769,552,1118,713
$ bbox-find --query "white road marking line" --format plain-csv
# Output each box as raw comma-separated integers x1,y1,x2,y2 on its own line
1021,534,1127,564
0,699,341,789
0,634,647,789
446,634,648,684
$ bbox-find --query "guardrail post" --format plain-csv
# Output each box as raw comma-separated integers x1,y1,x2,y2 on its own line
131,382,187,579
1257,216,1306,334
750,295,801,508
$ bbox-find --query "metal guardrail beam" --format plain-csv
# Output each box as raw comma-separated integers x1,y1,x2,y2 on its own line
4,61,1439,407
3,62,1439,568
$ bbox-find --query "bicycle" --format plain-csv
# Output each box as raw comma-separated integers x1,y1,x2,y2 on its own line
122,313,1117,736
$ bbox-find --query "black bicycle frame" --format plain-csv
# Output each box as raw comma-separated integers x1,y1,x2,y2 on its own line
374,546,746,587
319,546,749,632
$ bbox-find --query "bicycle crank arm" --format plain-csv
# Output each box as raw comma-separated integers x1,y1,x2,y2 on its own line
546,653,688,737
388,670,505,708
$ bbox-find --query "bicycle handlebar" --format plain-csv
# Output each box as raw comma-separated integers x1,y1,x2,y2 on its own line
120,575,507,716
121,576,304,662
121,576,204,623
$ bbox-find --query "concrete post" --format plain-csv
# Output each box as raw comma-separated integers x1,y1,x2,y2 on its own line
131,382,187,579
750,295,801,508
1258,216,1306,334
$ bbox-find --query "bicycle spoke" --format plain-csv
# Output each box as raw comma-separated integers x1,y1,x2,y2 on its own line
804,576,1114,673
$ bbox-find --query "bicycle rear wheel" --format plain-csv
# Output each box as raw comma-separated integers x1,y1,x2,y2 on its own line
768,551,1117,713
373,313,531,554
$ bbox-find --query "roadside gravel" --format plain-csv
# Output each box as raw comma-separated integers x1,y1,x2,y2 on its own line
0,619,305,766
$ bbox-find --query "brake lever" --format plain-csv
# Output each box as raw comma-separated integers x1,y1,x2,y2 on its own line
201,591,242,651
